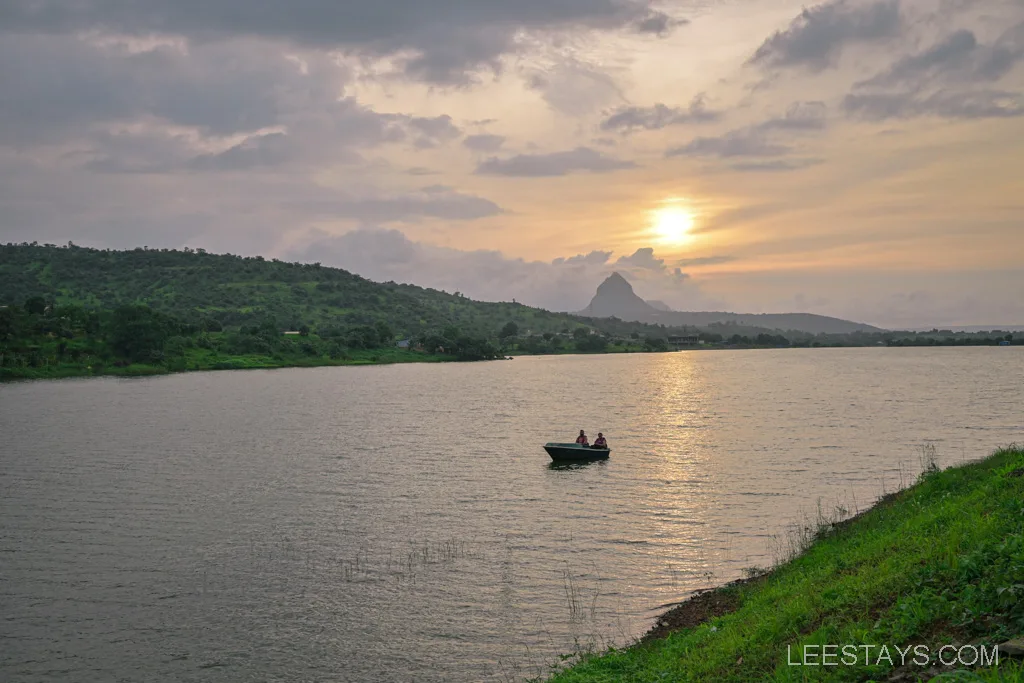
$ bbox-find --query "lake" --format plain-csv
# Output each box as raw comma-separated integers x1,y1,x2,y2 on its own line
1,348,1022,682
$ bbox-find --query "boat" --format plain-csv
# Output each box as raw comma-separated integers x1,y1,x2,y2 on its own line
543,442,611,461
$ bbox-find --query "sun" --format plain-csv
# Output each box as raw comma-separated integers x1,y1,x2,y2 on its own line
650,205,696,245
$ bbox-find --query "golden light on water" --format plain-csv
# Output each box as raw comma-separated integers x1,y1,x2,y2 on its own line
650,202,697,246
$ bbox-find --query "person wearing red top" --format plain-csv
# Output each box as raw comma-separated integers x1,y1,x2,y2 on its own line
575,430,589,445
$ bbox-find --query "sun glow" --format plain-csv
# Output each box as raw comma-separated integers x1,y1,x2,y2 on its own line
650,204,696,245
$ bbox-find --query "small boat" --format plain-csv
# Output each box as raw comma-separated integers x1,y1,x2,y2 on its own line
543,442,611,462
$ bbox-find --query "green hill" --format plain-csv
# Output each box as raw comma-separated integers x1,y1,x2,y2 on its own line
0,242,713,379
0,242,684,340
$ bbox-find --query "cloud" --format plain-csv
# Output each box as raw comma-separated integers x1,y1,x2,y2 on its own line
610,248,692,286
476,147,636,177
407,114,463,148
859,29,979,88
755,101,828,131
841,20,1024,121
674,255,737,267
290,228,719,312
616,247,664,270
843,89,1024,120
187,133,297,171
552,251,613,266
524,61,626,116
463,134,506,152
289,186,505,223
0,0,663,84
600,94,722,133
633,10,688,36
664,102,828,168
857,25,1024,89
667,131,791,158
749,0,902,70
0,34,471,172
0,35,311,144
615,248,691,286
730,158,824,172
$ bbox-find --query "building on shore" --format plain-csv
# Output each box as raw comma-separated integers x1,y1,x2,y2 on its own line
667,334,700,350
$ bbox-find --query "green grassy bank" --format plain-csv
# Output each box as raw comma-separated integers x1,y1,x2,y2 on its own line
549,446,1024,682
0,346,454,380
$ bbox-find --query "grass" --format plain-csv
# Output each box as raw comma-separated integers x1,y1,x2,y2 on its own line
0,347,454,381
547,446,1024,682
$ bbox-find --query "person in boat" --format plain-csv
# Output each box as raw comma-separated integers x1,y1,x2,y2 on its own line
575,430,589,446
592,433,608,449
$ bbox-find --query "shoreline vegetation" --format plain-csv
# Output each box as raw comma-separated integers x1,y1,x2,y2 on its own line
547,445,1024,682
1,243,1020,381
3,323,1020,382
1,303,1019,382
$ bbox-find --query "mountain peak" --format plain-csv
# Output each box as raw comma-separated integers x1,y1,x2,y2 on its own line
596,271,634,293
582,272,658,318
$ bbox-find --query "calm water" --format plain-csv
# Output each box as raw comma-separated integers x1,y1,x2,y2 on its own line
2,348,1022,682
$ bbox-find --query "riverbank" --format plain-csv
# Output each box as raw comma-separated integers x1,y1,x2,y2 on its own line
549,446,1024,682
0,347,454,380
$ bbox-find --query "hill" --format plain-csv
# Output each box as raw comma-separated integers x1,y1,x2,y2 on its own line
579,272,660,319
0,243,691,341
581,272,882,335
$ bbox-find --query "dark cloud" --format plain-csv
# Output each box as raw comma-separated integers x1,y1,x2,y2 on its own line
0,155,505,252
0,0,662,84
857,25,1024,89
749,0,902,70
755,101,828,131
0,33,470,169
187,133,299,171
288,186,505,223
408,115,462,148
841,16,1024,122
600,94,722,133
0,35,306,144
843,89,1024,120
552,251,613,266
475,147,636,177
616,247,664,270
665,102,828,166
851,20,1024,95
860,29,979,88
633,11,688,36
463,134,506,152
729,158,824,172
667,131,791,159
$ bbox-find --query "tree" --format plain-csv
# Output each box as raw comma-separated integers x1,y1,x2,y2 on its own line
374,321,393,345
576,335,608,353
499,321,519,339
573,327,589,340
644,337,668,352
24,297,47,316
347,325,382,349
108,305,179,363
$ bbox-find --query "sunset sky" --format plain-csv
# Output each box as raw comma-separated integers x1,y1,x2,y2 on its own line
2,0,1023,328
